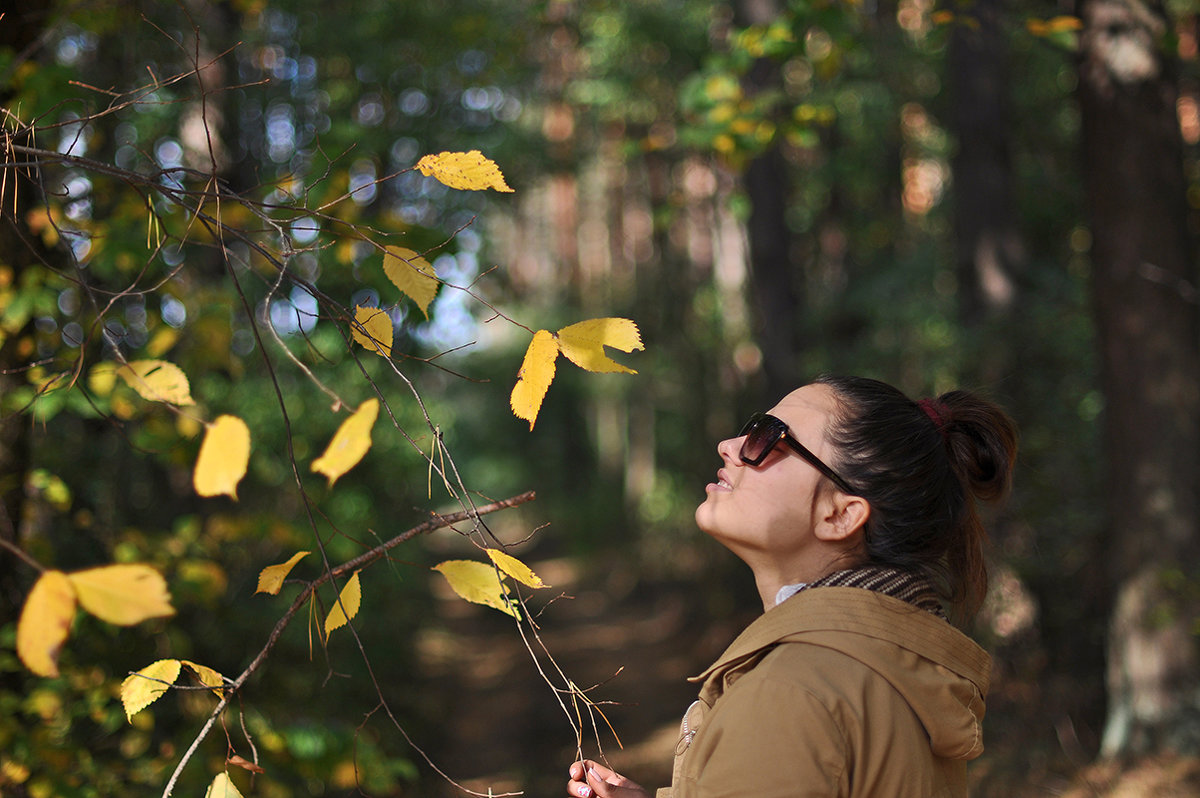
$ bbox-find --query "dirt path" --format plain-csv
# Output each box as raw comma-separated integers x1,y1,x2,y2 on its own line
417,555,753,797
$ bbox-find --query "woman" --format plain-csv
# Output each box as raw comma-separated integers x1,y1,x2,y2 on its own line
567,375,1017,798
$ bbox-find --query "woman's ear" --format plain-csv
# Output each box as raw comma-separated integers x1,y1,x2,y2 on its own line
815,492,870,543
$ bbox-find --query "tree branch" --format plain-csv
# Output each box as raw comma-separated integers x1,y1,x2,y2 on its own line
161,490,536,798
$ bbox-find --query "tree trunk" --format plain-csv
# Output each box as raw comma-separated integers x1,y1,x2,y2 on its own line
743,146,799,398
735,0,801,400
947,0,1022,325
1077,0,1200,756
0,0,54,605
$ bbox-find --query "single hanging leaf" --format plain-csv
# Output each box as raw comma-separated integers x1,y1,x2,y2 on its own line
382,246,439,317
120,658,182,721
181,660,226,698
311,399,379,487
556,318,643,374
510,330,559,430
433,560,520,620
116,359,196,406
16,570,77,677
487,549,549,589
205,772,245,798
256,551,311,595
416,150,514,193
324,570,362,636
194,415,251,499
68,564,175,626
227,754,265,774
350,306,394,358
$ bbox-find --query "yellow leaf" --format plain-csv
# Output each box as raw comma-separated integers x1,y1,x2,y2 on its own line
487,549,549,589
145,327,180,358
87,362,118,397
510,330,559,430
324,570,362,636
181,659,226,698
311,399,379,487
205,772,245,798
256,551,311,595
119,658,181,721
416,150,515,193
16,571,77,677
382,246,439,318
194,415,251,499
116,359,195,406
555,318,644,374
432,560,520,619
67,564,175,626
1046,15,1082,32
351,306,393,358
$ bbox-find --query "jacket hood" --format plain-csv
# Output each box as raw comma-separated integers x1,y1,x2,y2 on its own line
690,587,992,760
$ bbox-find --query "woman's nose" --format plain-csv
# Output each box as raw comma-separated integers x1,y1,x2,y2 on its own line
717,436,742,462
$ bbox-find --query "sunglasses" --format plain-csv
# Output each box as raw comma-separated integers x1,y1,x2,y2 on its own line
738,412,856,494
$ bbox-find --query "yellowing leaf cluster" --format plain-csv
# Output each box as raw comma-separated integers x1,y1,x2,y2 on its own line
92,355,384,499
433,550,549,619
511,318,644,429
120,658,226,721
87,361,254,500
416,150,514,193
17,565,175,677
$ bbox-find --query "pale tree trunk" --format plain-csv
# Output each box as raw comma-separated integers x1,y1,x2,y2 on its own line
1077,0,1200,756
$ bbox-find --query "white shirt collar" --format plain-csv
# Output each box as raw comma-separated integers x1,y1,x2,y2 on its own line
774,582,807,606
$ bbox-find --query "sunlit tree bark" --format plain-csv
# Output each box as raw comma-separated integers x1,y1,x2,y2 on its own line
1077,0,1200,756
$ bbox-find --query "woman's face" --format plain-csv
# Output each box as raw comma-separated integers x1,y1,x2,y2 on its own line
694,383,845,565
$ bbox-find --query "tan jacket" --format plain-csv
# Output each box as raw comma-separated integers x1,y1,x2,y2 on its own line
657,587,991,798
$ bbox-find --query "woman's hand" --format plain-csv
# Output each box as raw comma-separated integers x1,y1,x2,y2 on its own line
566,760,651,798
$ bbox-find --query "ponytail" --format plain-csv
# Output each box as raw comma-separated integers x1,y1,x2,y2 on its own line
815,376,1018,621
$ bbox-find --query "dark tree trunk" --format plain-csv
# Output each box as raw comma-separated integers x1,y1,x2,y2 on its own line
947,0,1022,325
743,146,799,398
735,0,801,400
0,0,54,605
1077,0,1200,756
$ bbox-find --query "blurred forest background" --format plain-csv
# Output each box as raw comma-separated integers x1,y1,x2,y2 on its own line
3,0,1200,795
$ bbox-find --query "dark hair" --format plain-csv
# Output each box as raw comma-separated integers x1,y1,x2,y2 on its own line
814,375,1018,621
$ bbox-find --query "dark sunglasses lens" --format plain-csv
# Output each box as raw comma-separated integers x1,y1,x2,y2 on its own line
738,415,779,464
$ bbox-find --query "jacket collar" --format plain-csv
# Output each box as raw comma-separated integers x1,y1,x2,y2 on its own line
690,586,991,699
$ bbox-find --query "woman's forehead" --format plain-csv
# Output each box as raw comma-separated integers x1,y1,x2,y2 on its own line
768,383,839,430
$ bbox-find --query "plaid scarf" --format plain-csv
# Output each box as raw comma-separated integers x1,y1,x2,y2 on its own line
801,564,947,619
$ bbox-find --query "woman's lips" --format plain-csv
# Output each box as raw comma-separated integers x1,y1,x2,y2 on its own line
706,468,733,492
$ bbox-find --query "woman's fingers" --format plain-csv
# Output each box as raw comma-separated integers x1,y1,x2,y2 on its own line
567,761,635,798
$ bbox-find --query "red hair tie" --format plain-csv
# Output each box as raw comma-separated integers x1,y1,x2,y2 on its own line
918,398,949,438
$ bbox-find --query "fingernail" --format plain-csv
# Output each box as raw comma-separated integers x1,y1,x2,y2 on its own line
588,768,600,781
579,787,591,798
